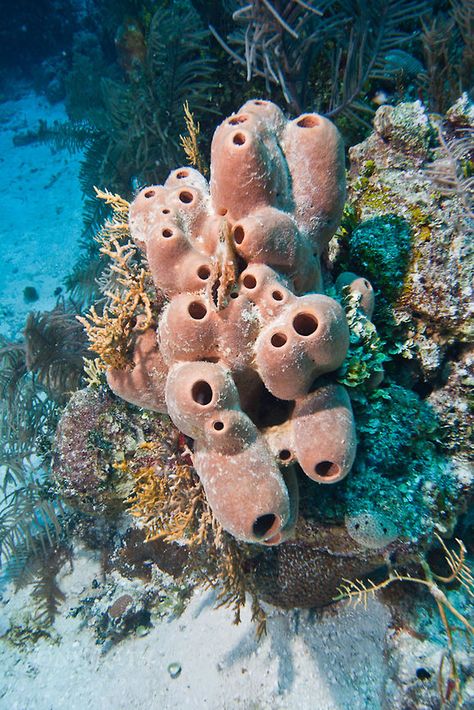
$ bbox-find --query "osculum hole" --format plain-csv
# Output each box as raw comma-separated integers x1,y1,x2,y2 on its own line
314,461,341,478
292,312,318,336
191,380,213,406
252,513,277,539
228,115,247,125
233,225,245,244
188,301,207,320
296,115,319,128
179,191,193,204
242,274,256,289
271,333,287,348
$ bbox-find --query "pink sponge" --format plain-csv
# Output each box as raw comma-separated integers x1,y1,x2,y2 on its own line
107,99,372,545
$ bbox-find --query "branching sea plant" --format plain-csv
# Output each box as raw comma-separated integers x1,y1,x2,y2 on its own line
0,301,87,591
212,0,429,123
421,0,473,113
74,4,218,241
28,4,220,303
128,460,267,637
210,0,324,112
77,189,156,372
180,101,208,176
334,287,389,396
335,535,473,708
425,122,474,221
23,302,90,404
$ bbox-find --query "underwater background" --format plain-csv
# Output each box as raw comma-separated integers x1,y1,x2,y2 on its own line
0,1,472,708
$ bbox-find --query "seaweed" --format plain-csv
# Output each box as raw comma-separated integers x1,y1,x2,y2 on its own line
0,475,64,586
335,535,473,708
23,302,90,403
30,545,71,626
212,0,429,124
425,121,474,221
77,3,219,192
59,3,220,301
421,0,473,113
180,101,209,176
335,288,389,395
77,190,156,371
0,303,87,584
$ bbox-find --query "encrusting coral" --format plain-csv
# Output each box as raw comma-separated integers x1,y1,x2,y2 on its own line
83,99,378,546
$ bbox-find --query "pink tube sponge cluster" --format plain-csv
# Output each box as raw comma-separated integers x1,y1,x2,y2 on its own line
107,99,360,545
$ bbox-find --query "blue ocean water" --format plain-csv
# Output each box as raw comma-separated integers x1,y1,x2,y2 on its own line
0,1,472,709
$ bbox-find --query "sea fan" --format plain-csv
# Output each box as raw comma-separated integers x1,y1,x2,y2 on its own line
212,0,429,122
23,303,90,403
97,5,219,185
63,4,220,302
31,545,71,625
0,307,82,584
425,125,474,221
0,478,64,578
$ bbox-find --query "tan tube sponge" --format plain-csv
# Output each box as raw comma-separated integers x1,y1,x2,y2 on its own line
104,99,376,544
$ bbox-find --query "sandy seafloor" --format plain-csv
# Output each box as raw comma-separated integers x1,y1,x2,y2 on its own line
0,87,83,341
0,87,472,710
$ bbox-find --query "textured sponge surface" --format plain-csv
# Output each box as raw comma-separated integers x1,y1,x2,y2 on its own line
107,100,365,544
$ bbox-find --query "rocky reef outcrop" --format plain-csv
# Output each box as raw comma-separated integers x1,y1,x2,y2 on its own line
53,98,472,611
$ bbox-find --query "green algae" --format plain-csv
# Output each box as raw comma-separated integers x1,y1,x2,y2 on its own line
345,385,461,543
348,215,412,302
353,385,440,474
334,289,389,396
300,381,461,546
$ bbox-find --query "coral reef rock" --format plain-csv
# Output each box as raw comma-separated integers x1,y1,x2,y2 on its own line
346,98,473,379
249,519,387,608
107,99,372,545
53,386,180,514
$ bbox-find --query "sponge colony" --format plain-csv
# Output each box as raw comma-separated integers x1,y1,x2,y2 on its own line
107,99,371,545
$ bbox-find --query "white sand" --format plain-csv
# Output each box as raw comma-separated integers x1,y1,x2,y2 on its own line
0,87,83,340
0,549,391,710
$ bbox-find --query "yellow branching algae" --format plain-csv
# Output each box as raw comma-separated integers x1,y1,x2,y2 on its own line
77,189,153,370
179,101,208,176
128,463,266,636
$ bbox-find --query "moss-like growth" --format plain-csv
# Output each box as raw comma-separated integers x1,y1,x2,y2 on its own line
336,289,389,396
344,457,460,547
354,385,440,474
375,101,435,156
345,385,460,543
299,382,462,546
349,215,412,302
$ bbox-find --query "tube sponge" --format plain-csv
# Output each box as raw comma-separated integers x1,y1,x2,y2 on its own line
106,99,374,544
